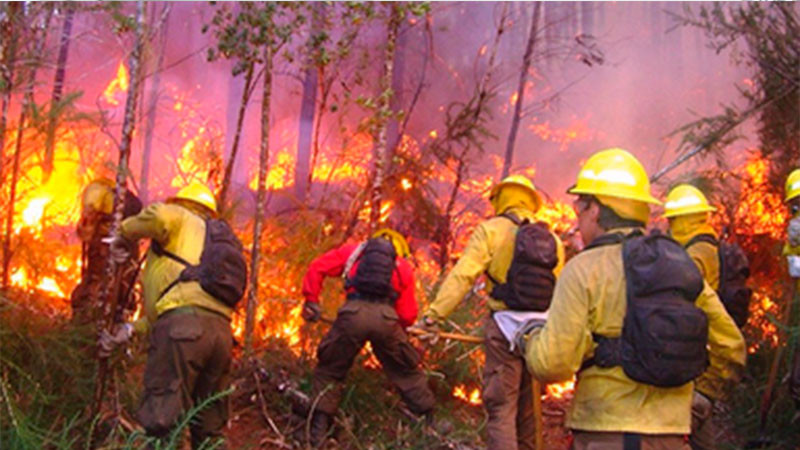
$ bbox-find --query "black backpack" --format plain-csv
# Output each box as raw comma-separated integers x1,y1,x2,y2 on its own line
686,234,752,328
486,214,558,312
583,230,709,387
344,237,398,302
153,218,248,308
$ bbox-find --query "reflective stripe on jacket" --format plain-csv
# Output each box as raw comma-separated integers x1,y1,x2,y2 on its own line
425,206,565,321
524,227,746,434
120,202,232,334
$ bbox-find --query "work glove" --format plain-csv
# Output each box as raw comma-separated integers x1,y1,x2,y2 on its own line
301,301,321,322
691,391,714,423
102,233,131,264
511,318,546,357
413,316,441,345
98,322,134,358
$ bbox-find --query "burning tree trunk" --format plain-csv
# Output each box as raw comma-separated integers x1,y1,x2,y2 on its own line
367,4,403,232
218,61,255,212
140,3,170,205
2,6,53,288
246,47,273,355
92,0,145,423
42,6,75,182
0,2,20,180
502,2,541,178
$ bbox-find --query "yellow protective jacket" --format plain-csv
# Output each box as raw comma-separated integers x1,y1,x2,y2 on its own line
120,202,232,334
670,215,720,291
672,219,736,399
425,206,565,321
525,227,746,434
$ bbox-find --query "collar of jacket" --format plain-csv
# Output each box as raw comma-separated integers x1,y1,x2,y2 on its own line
669,215,718,247
498,206,536,222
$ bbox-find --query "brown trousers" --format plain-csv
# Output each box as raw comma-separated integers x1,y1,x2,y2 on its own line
571,431,690,450
311,300,435,416
483,316,536,450
70,233,139,325
137,307,232,449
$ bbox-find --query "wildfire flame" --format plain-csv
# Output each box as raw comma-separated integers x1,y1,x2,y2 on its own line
102,61,129,106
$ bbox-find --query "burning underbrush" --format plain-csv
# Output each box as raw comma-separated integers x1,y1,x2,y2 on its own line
0,122,796,448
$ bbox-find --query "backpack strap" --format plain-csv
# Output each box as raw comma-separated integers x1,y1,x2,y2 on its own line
686,233,718,249
583,229,643,251
150,218,208,302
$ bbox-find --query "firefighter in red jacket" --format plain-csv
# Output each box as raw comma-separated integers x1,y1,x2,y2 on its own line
300,228,435,446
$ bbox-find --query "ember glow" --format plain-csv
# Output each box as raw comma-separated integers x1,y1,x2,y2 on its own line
453,384,482,406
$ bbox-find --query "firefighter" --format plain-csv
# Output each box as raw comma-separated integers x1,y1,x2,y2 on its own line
300,228,435,446
521,149,746,450
784,169,800,422
663,183,746,449
99,181,237,449
70,178,141,324
417,174,565,450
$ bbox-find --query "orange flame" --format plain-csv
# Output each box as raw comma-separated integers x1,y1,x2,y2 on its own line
452,384,482,406
102,61,129,105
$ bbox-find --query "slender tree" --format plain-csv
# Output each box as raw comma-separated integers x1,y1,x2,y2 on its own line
92,0,146,426
2,5,53,288
293,3,324,202
206,2,305,355
502,2,541,178
42,5,75,182
367,4,404,231
140,3,171,205
0,3,21,180
204,3,266,212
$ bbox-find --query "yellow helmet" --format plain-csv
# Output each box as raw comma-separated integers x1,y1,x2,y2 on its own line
372,228,411,258
489,174,542,211
568,148,661,205
786,169,800,202
663,184,717,218
81,178,115,214
172,180,217,213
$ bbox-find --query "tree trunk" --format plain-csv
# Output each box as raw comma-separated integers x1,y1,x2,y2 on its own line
140,3,170,205
2,6,53,288
385,15,407,157
91,0,145,427
367,4,402,231
0,2,21,182
245,46,273,356
43,6,75,182
218,61,255,212
502,2,541,178
293,56,318,202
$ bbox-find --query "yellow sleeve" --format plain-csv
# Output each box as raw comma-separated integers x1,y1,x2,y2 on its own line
687,242,720,291
525,261,593,382
552,231,566,278
425,223,492,320
119,202,173,244
695,282,746,399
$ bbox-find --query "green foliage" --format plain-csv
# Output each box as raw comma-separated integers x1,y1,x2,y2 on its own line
674,3,799,181
203,2,306,76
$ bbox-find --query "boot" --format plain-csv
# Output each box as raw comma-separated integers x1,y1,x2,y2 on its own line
308,410,332,447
